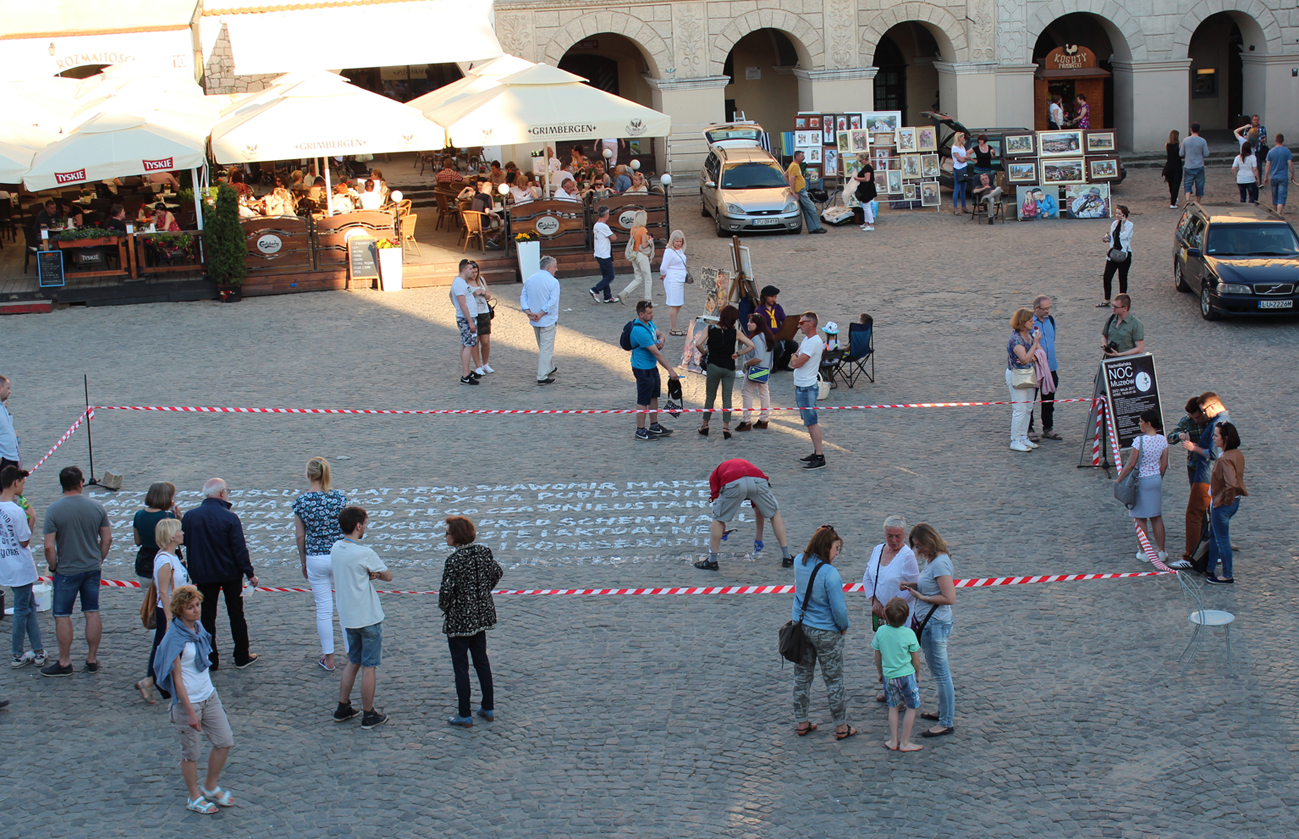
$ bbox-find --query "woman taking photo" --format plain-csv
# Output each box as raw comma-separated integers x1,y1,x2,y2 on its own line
439,516,503,727
900,523,956,738
659,230,690,336
1205,422,1247,584
864,515,919,702
736,312,775,431
695,305,754,439
1005,308,1041,453
136,519,190,704
1099,205,1133,308
1115,409,1169,562
790,525,854,740
1163,130,1183,209
293,457,347,671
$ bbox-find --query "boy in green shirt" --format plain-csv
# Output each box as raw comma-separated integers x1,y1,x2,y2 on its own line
872,597,923,752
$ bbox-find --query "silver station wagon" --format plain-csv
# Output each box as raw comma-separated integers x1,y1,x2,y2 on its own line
699,123,802,237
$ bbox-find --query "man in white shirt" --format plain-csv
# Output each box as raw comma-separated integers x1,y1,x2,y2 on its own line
330,506,393,730
588,206,618,302
521,256,562,385
789,312,827,470
450,260,482,386
555,178,580,203
0,375,19,472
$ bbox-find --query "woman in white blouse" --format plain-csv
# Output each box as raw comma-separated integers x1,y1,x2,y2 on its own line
1099,204,1133,307
1232,143,1259,204
863,515,919,703
659,229,690,335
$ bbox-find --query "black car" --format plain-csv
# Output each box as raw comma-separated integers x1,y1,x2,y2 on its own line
1173,203,1299,320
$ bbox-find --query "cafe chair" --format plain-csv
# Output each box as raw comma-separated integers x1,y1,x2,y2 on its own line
460,210,487,254
826,317,875,387
22,225,40,273
401,213,421,256
394,199,412,218
434,192,456,232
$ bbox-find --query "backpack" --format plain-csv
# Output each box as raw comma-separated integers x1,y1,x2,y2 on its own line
620,319,648,351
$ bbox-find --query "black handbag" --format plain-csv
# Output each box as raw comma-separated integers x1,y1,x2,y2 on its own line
868,543,884,632
914,603,938,647
778,560,824,663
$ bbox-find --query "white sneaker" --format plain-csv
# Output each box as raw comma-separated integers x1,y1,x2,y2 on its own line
11,651,34,668
1136,549,1149,561
1021,439,1039,449
474,367,486,376
1169,204,1177,209
482,364,494,374
1158,550,1168,562
1010,442,1032,452
860,224,874,232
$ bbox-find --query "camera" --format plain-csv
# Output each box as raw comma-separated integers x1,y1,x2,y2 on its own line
1103,341,1120,354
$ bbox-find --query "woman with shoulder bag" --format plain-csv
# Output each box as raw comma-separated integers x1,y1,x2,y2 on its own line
1205,422,1247,584
1006,308,1041,453
863,515,919,703
659,230,690,335
133,481,180,584
694,304,754,439
618,210,655,304
852,155,877,231
791,525,854,740
899,523,956,738
136,518,190,704
1099,205,1133,307
736,313,776,431
1115,409,1169,562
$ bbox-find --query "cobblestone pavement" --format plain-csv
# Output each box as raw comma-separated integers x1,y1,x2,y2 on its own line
1,168,1296,838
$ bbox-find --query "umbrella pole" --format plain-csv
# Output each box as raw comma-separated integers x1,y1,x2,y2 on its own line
192,167,204,231
324,157,334,215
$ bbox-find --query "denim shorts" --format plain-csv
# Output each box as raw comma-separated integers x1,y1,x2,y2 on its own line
1272,179,1289,206
345,622,383,667
885,672,920,709
795,384,819,426
52,570,101,617
634,366,661,405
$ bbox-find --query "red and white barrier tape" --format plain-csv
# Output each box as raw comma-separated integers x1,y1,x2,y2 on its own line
27,409,91,475
39,569,1168,596
88,399,1100,417
1101,397,1172,573
1090,400,1105,467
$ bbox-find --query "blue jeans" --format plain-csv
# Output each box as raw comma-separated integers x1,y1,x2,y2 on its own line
794,384,819,426
951,172,968,209
1183,167,1205,197
590,256,615,299
345,621,384,667
920,619,955,727
1238,182,1258,203
10,583,43,658
1207,499,1240,579
796,189,822,232
51,570,101,617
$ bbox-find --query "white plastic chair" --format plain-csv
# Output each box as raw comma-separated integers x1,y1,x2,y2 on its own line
1174,570,1235,676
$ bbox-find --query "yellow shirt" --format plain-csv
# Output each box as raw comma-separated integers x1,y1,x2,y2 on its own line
785,161,805,192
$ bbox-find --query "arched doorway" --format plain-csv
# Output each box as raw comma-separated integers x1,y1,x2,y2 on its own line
722,29,801,128
1032,15,1123,130
1187,13,1248,134
559,33,655,107
869,23,942,125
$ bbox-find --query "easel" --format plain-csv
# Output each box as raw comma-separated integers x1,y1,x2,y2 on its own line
1077,365,1114,471
727,236,758,307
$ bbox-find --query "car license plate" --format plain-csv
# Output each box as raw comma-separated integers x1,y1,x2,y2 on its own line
1258,299,1294,309
753,218,782,226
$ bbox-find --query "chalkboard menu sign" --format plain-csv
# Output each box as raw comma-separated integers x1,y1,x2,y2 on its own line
348,237,380,285
37,249,65,288
1101,353,1162,448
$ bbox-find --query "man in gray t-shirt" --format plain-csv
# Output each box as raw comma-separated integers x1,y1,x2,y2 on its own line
40,466,111,677
1180,123,1210,200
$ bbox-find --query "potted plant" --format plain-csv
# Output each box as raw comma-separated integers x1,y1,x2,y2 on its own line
202,184,247,301
515,230,541,280
375,237,403,292
143,231,197,266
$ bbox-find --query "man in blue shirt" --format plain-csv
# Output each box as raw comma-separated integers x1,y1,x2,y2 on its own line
1028,295,1061,441
0,375,19,471
1264,134,1293,213
628,301,679,441
520,257,561,385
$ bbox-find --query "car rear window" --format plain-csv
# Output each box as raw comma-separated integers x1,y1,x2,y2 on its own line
705,127,763,145
1205,223,1299,256
720,163,787,189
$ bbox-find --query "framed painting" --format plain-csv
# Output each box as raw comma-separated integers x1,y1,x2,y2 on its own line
1038,130,1084,157
901,154,923,180
804,146,822,163
808,115,822,130
849,130,871,154
920,153,940,179
1006,160,1038,183
803,166,821,183
1064,183,1112,218
836,116,849,134
1085,131,1116,153
794,116,808,130
1040,157,1085,185
1016,186,1059,221
849,114,862,130
795,131,820,149
896,127,917,154
1003,133,1036,156
873,170,888,192
920,182,940,207
916,126,938,153
903,184,919,201
822,116,836,145
863,111,901,133
1087,157,1120,181
837,131,851,154
874,147,891,168
873,132,894,148
886,168,903,194
823,149,838,175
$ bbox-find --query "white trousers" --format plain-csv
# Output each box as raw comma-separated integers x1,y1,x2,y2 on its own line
1005,368,1034,444
533,324,557,381
305,554,337,656
620,253,653,302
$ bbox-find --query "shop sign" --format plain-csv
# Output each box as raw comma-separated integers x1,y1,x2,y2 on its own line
256,234,283,255
55,52,135,72
529,124,598,137
142,157,174,172
55,169,87,185
617,210,637,228
535,215,561,236
1046,45,1097,71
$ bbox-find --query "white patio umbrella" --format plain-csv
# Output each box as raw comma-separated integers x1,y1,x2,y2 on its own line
2,81,78,133
406,55,535,113
0,121,59,184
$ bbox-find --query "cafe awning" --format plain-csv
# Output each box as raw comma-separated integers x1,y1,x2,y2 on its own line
209,0,502,76
424,64,672,147
209,73,445,164
405,55,535,114
0,121,58,183
23,112,209,191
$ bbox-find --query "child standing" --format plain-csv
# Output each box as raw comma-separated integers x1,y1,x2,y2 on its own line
872,596,923,753
153,586,238,814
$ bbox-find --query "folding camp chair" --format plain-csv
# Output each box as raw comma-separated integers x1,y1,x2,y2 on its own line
828,318,874,387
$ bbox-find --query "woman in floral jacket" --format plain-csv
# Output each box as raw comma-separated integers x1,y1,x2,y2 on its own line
439,516,503,728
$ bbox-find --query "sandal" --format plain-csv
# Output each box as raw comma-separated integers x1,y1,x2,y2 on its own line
698,425,709,436
920,712,940,721
1096,300,1112,307
796,722,818,736
186,796,218,815
723,429,732,440
835,726,859,741
1042,430,1063,440
200,786,236,807
669,330,687,336
318,656,336,672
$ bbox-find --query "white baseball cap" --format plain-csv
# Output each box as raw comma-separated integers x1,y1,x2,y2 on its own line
823,321,839,334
